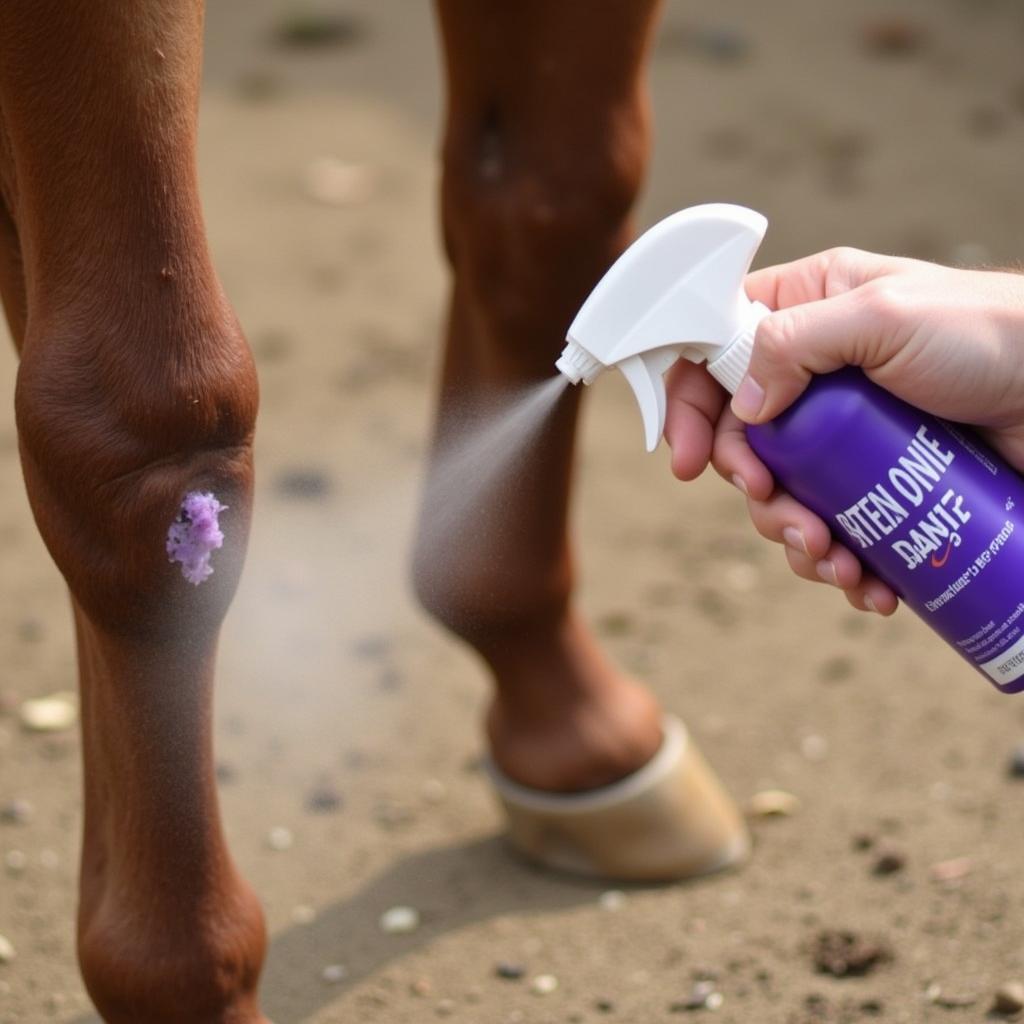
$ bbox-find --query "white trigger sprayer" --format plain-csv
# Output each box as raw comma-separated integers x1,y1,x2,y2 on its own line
556,203,1024,697
555,203,771,451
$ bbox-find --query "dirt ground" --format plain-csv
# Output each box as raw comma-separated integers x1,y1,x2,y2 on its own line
3,1,1024,1021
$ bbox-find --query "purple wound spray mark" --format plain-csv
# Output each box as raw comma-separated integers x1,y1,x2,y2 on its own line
166,491,227,586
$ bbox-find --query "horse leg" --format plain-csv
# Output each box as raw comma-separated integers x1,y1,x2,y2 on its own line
0,4,267,1021
417,0,668,793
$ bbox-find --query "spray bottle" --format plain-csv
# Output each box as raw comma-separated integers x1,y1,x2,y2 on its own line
556,203,1024,693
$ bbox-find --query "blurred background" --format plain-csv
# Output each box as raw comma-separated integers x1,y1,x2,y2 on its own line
2,1,1024,1021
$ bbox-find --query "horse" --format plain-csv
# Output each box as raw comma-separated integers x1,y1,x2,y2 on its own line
0,2,745,1019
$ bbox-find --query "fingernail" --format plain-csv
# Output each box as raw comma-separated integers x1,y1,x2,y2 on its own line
731,375,766,422
783,526,809,556
816,559,838,585
864,594,878,614
731,474,748,495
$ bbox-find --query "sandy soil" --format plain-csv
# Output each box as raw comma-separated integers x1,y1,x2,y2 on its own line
3,1,1024,1021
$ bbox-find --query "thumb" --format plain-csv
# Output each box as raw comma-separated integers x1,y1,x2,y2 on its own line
731,287,886,423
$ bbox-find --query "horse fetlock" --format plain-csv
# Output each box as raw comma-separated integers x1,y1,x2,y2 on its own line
78,875,267,1024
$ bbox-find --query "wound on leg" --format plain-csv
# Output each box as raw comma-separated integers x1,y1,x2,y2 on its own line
166,492,227,585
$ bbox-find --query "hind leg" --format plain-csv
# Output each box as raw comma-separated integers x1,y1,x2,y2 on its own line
416,0,667,793
0,3,267,1020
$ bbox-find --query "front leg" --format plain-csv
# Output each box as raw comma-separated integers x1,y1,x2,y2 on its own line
0,2,267,1020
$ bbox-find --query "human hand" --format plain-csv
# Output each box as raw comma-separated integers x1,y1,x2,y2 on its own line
664,248,1024,614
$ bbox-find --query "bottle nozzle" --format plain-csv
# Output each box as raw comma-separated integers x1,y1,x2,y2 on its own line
557,203,770,451
555,339,604,386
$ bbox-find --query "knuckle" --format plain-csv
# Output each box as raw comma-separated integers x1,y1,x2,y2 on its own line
821,245,864,270
709,438,733,476
754,312,798,367
820,246,873,297
747,499,779,542
784,545,821,583
860,279,906,320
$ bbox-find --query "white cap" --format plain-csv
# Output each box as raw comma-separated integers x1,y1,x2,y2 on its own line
556,204,771,451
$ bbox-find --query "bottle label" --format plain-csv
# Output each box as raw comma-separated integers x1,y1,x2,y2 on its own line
832,422,1024,691
978,629,1024,685
748,369,1024,693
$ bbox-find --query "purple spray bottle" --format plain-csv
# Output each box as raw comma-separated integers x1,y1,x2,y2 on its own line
555,204,1024,693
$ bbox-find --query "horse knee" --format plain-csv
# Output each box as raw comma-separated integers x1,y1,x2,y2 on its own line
441,102,649,347
14,300,258,637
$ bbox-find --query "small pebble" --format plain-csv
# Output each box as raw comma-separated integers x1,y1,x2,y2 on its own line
0,934,14,964
321,964,347,984
818,655,854,683
303,157,374,207
235,71,282,102
929,856,972,884
851,833,875,852
436,997,456,1016
993,982,1024,1016
599,890,626,912
1006,744,1024,779
871,846,907,876
723,562,758,593
17,620,43,643
0,798,33,825
800,735,828,762
291,904,316,925
305,782,344,814
4,850,27,875
495,962,526,981
671,980,723,1011
273,468,332,501
380,906,419,934
410,977,432,997
531,974,558,996
266,826,294,851
274,12,363,49
812,930,890,977
925,983,977,1009
353,634,392,660
374,802,414,830
861,17,926,56
966,104,1007,139
420,778,447,804
595,998,615,1013
672,24,750,63
19,692,77,733
597,611,633,637
747,789,801,817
